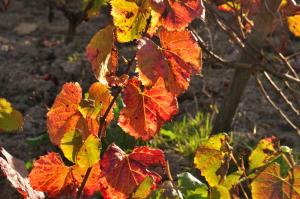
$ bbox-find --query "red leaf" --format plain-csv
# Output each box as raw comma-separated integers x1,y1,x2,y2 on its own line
118,77,178,140
101,143,166,196
137,29,202,96
150,0,205,30
0,148,45,199
29,152,101,198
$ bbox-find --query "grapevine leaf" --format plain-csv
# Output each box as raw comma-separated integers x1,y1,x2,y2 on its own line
210,186,231,199
111,0,151,42
150,0,205,30
101,143,166,196
194,133,229,186
132,176,155,198
177,172,208,198
148,181,184,199
0,98,23,132
60,131,101,168
0,148,45,199
47,83,82,145
76,134,100,167
29,153,101,197
86,25,118,84
118,77,178,140
251,163,300,198
47,82,113,145
287,15,300,37
248,137,278,171
194,133,242,194
137,29,202,96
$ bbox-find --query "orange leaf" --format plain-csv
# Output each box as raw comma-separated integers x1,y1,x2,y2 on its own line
101,143,166,196
150,0,205,30
47,82,114,145
29,152,101,198
86,25,118,85
47,83,82,145
251,163,300,198
137,29,202,96
118,77,178,140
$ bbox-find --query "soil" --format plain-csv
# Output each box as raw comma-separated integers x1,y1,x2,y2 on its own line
1,0,300,198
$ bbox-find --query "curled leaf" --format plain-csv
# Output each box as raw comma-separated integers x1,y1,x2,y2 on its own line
0,148,45,199
86,25,118,84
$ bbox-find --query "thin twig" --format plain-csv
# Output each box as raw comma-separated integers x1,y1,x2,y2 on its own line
256,75,300,135
263,72,300,116
76,56,135,199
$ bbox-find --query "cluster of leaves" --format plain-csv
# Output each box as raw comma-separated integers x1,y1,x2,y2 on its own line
193,133,300,198
1,0,204,198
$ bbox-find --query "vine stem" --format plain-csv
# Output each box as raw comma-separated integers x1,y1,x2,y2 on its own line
75,56,135,199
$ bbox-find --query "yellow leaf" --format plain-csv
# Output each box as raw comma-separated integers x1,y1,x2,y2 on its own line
0,98,23,132
111,0,150,42
248,137,277,171
287,15,300,37
60,131,100,168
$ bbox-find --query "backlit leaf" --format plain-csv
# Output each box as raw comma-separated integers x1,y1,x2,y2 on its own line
76,134,101,167
150,0,205,30
287,15,300,37
194,133,228,186
194,133,241,194
251,163,300,199
101,143,166,196
118,77,178,140
132,176,155,198
111,0,151,42
29,153,101,197
248,137,278,171
47,83,82,145
0,148,45,199
0,98,23,132
60,131,101,168
137,29,202,96
47,82,113,145
86,25,118,84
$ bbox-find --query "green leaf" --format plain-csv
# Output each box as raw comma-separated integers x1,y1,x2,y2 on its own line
111,0,151,42
177,172,208,199
148,181,183,199
132,176,154,199
0,98,23,132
